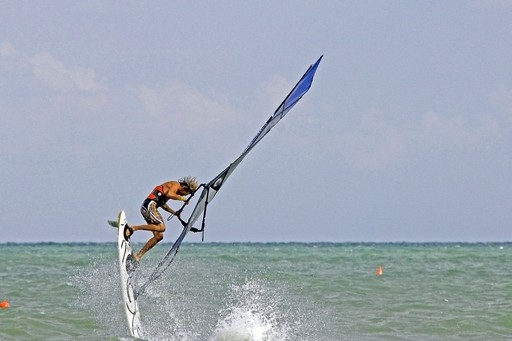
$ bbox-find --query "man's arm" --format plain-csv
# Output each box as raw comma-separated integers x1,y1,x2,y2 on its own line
161,203,177,215
162,194,189,216
161,182,189,215
166,193,188,202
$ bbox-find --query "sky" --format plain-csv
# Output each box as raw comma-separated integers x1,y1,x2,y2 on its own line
1,1,511,243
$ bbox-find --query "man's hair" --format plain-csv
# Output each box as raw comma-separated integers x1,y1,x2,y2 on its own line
179,176,199,192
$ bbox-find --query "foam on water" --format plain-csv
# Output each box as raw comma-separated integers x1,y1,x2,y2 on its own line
211,280,288,341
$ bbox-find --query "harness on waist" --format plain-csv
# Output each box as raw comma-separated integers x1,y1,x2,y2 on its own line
146,185,167,207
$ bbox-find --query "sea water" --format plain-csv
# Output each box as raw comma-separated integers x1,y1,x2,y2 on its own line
0,243,511,340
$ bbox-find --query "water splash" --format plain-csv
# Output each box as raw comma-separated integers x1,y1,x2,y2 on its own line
71,257,126,338
69,246,328,340
211,279,288,341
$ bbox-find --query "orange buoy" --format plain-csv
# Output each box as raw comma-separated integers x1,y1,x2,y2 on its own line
375,266,383,276
0,300,10,308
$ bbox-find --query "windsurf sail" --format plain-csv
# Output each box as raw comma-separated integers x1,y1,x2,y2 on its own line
135,55,323,297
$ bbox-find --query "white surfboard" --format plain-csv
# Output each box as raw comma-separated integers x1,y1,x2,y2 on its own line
117,210,144,339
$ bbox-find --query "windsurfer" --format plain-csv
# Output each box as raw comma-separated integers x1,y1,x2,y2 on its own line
124,176,200,265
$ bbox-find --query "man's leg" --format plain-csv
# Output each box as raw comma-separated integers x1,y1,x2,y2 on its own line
134,231,164,262
132,223,165,233
132,204,166,261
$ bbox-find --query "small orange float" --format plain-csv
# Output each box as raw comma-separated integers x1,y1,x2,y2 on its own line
0,300,10,308
375,266,383,276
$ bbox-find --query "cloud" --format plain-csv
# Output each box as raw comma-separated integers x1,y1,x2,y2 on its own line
0,41,17,56
254,76,291,111
0,42,112,160
1,41,107,94
338,104,505,172
0,41,28,73
340,109,406,171
136,82,240,136
421,109,503,150
29,51,106,92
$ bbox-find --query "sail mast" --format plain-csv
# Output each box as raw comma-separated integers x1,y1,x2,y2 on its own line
135,56,323,296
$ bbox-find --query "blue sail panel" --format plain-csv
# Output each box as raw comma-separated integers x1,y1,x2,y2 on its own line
244,55,323,154
281,55,323,117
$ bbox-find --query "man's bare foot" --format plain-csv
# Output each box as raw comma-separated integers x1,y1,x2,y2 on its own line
126,254,139,273
133,252,142,263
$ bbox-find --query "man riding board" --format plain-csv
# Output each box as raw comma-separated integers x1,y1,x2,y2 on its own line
124,176,200,264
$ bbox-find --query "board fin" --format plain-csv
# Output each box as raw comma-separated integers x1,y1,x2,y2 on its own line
108,219,119,228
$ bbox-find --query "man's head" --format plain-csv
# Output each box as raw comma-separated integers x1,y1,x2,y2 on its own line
178,176,200,193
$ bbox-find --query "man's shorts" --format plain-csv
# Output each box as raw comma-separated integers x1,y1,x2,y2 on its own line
141,199,164,225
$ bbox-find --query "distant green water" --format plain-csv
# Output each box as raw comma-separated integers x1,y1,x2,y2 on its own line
0,243,511,340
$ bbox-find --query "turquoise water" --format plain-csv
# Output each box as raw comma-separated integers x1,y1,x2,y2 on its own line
0,243,511,340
